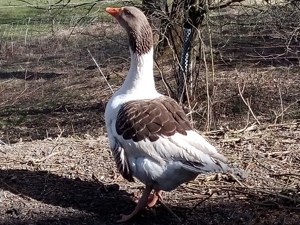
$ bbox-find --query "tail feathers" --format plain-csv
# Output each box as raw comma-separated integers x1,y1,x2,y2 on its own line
211,152,228,164
216,161,248,179
181,158,229,174
227,166,248,179
181,160,248,180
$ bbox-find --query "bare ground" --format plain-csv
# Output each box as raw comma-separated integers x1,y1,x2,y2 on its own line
1,8,300,225
0,123,299,225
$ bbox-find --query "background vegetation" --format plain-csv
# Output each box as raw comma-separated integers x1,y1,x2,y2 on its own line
0,0,298,141
0,1,299,224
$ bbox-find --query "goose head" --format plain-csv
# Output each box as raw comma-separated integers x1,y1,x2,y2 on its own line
106,7,153,55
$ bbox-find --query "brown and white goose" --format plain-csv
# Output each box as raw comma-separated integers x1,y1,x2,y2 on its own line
105,6,230,222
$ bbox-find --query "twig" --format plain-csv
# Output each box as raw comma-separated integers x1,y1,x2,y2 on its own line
253,188,300,203
27,144,60,164
270,173,300,178
154,59,174,98
202,129,225,136
232,123,257,134
266,122,298,129
279,84,284,123
159,200,182,223
200,30,212,131
67,2,97,40
31,151,60,164
221,138,241,143
0,140,7,145
0,179,32,201
208,0,246,11
87,49,113,94
223,187,300,204
181,193,213,224
265,150,291,157
205,9,215,83
237,82,261,125
273,99,300,125
228,173,248,187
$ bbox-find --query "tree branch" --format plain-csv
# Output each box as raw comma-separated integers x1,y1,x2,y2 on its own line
209,0,246,11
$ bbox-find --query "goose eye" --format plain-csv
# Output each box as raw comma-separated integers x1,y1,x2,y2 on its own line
123,9,132,16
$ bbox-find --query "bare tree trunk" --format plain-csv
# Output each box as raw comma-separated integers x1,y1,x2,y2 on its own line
142,0,206,103
178,0,205,103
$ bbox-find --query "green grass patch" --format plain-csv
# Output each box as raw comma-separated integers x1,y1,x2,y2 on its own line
0,0,138,39
0,1,94,23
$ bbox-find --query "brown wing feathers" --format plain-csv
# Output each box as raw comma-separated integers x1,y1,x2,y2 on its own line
112,138,134,182
116,97,192,142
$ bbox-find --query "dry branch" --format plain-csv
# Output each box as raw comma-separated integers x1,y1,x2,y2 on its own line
237,82,261,125
209,0,246,11
87,49,113,94
181,193,214,224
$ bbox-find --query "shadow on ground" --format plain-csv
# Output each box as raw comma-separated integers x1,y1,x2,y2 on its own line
0,169,131,224
0,101,106,143
0,169,191,225
0,71,64,80
1,169,299,225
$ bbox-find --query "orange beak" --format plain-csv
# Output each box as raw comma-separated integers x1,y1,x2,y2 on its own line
106,7,123,18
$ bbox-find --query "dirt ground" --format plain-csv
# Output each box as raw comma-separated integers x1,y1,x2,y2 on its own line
0,124,299,225
1,6,300,225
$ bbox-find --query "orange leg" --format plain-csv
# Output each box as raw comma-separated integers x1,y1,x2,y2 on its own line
117,185,153,223
134,189,163,207
147,190,162,207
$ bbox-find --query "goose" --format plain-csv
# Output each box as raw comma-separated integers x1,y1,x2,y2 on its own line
105,6,235,222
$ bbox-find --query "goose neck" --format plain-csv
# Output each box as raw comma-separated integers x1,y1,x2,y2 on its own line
121,48,155,93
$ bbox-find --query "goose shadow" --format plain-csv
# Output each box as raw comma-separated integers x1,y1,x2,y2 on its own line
0,169,134,224
0,169,192,225
1,169,297,225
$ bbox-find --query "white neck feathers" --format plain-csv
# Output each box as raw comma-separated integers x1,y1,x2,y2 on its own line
118,48,156,96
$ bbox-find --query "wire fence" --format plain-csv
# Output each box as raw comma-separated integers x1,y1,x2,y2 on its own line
0,1,122,64
0,1,298,36
0,1,119,42
0,0,299,65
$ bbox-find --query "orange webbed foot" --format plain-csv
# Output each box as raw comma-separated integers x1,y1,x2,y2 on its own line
117,185,153,222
